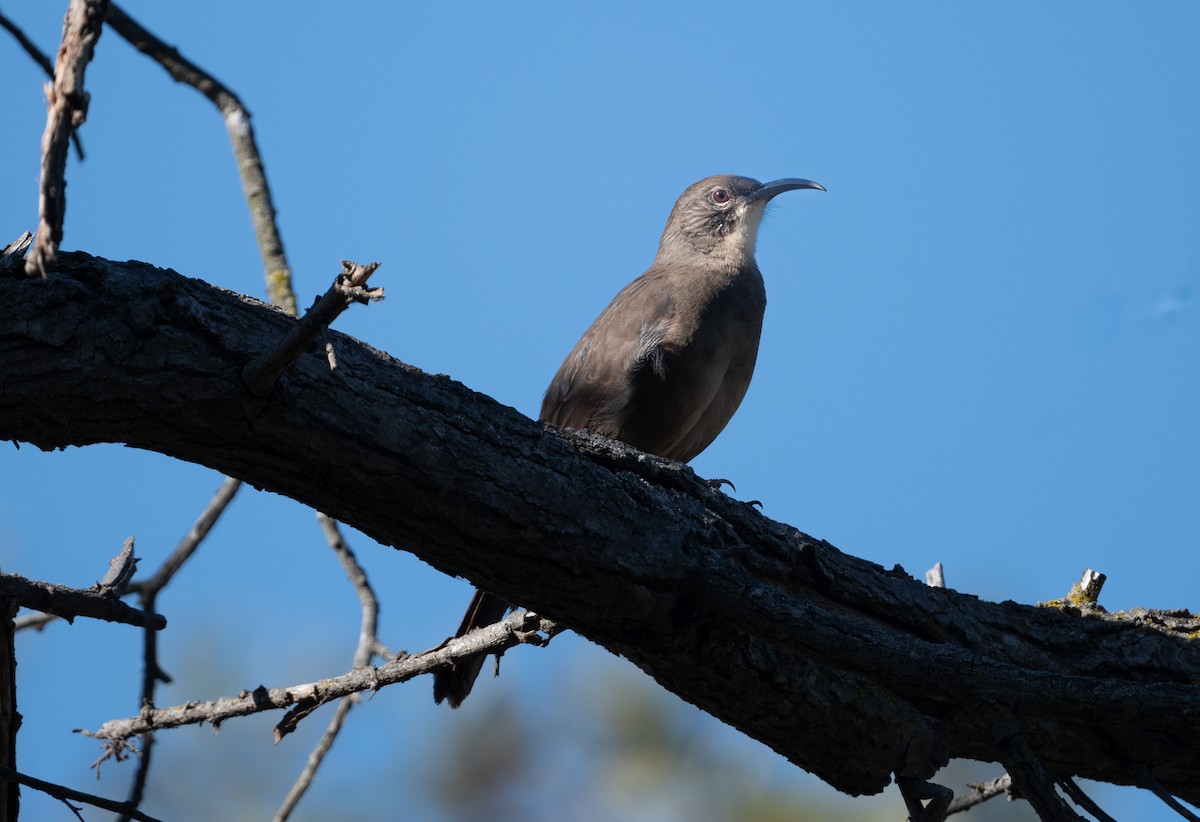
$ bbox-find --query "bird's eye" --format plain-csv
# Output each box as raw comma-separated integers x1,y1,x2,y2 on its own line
710,188,731,205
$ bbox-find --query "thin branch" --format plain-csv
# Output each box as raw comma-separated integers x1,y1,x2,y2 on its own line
945,773,1013,817
103,4,297,314
0,11,85,159
118,476,243,822
0,572,164,629
1,598,17,821
84,611,560,742
0,765,161,822
13,537,138,633
11,613,57,633
317,513,389,669
1058,778,1117,822
241,260,381,397
128,476,243,597
272,514,388,820
996,733,1086,822
271,697,352,822
1139,769,1200,822
329,529,382,654
25,0,110,277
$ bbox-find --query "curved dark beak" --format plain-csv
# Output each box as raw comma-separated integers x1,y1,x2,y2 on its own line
748,178,826,204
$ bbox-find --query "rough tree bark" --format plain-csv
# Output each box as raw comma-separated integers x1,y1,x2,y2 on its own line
2,254,1198,811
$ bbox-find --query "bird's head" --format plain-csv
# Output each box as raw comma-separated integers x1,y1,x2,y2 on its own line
657,174,824,267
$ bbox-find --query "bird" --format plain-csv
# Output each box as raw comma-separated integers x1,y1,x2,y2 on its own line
432,174,824,707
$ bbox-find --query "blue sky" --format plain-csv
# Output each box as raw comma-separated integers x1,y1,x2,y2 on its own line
2,2,1198,820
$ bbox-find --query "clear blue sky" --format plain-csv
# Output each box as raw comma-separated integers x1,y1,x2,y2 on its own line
2,2,1198,820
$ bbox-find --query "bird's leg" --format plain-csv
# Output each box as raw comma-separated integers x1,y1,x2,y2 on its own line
896,776,953,822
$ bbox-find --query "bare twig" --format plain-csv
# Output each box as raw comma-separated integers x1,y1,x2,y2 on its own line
0,12,55,76
85,611,560,742
103,4,296,314
96,537,138,593
25,0,110,277
1,598,17,821
0,572,163,629
0,764,161,822
273,699,354,822
128,476,242,598
14,538,139,633
241,260,382,397
945,773,1013,816
1,234,34,277
1139,768,1200,822
272,514,389,820
316,513,389,668
1057,777,1117,822
997,733,1086,822
11,613,57,633
0,12,85,160
117,476,242,821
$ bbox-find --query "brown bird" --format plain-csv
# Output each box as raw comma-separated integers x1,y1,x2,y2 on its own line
433,174,824,707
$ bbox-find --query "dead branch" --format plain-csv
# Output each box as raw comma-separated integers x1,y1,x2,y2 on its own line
241,260,381,396
83,611,558,741
0,572,164,630
104,4,297,314
0,12,85,159
271,514,390,821
0,765,160,822
25,0,110,277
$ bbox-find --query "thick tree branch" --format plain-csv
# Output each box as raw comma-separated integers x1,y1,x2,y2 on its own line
3,254,1199,809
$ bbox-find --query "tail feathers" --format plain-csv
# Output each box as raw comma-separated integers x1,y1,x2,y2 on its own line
432,589,512,708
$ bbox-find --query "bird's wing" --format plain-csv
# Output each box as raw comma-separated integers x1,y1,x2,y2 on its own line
539,270,675,434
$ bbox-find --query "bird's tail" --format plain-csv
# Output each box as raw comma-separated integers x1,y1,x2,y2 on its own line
432,589,512,708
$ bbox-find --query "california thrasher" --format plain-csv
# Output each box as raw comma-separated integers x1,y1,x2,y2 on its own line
433,174,824,707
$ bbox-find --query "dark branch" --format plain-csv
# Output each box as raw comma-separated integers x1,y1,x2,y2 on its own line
4,254,1200,806
0,765,161,822
241,261,380,396
0,572,164,630
128,476,242,597
0,12,86,160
